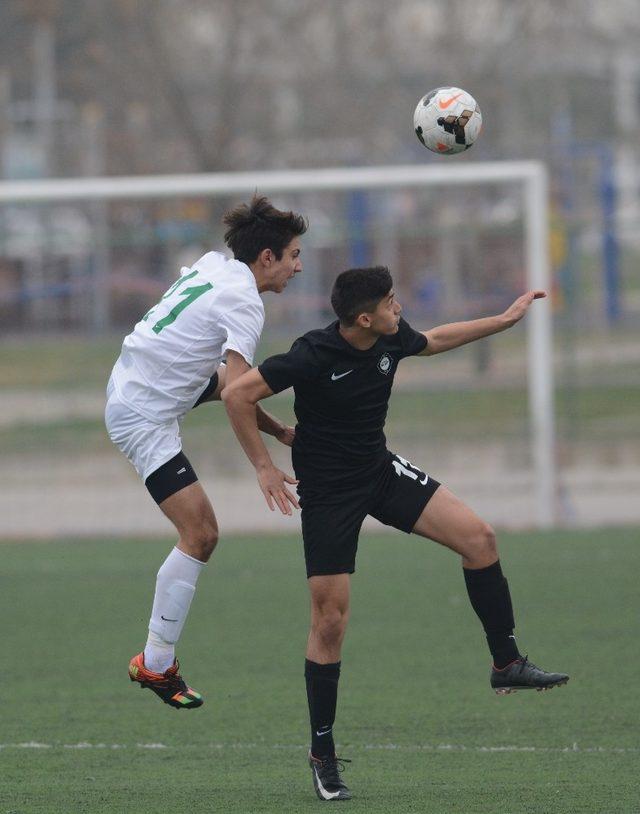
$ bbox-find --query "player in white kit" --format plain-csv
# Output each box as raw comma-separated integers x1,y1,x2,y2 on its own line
105,196,307,708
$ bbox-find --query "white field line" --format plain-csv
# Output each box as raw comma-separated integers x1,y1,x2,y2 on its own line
0,742,638,754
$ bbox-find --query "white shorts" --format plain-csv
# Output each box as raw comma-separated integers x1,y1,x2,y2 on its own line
105,384,182,482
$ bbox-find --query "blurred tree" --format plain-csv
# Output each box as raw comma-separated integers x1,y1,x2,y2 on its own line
0,0,639,174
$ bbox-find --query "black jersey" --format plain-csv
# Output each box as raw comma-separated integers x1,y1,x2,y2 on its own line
258,318,427,490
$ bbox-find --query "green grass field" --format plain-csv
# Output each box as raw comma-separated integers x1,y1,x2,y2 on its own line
2,529,638,813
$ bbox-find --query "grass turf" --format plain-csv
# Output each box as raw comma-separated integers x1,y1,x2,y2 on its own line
2,529,638,813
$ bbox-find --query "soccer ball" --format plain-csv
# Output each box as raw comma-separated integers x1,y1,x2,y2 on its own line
413,87,482,154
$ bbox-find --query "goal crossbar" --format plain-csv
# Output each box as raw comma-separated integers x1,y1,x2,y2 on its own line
0,161,543,201
0,161,555,528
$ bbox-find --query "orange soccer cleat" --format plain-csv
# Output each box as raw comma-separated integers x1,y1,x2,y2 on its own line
128,652,203,710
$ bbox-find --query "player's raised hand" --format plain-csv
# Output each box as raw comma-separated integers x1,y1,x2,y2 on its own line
502,290,547,326
257,464,300,515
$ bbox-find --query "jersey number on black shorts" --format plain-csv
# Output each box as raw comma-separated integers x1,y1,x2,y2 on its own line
392,454,428,485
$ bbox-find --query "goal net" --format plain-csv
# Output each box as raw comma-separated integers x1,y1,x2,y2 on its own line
0,163,555,529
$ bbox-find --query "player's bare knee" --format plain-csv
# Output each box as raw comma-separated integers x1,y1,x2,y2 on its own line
199,521,219,559
313,606,349,645
482,523,497,558
183,521,219,561
465,522,497,565
317,621,347,649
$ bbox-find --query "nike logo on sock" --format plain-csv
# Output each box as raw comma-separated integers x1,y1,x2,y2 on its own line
316,728,332,736
161,615,179,622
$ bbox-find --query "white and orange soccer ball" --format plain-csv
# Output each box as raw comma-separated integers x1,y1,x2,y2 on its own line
413,87,482,155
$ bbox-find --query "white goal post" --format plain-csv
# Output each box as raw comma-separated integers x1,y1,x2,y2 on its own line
0,162,555,528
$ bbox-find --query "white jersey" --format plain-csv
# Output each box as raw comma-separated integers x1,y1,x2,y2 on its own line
109,251,264,423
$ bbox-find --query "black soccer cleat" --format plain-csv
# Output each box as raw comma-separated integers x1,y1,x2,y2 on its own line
491,656,569,695
309,751,352,801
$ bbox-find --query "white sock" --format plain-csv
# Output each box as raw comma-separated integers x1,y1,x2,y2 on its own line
144,546,205,674
144,630,175,674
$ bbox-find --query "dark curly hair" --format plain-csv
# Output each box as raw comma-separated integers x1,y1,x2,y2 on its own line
223,195,307,264
330,266,393,325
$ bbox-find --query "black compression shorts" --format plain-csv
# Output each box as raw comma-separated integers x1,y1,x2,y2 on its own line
299,451,440,578
145,451,198,504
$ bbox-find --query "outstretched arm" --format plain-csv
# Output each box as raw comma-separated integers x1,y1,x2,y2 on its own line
418,290,547,356
222,367,299,515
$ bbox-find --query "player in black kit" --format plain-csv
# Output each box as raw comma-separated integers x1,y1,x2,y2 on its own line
222,266,569,802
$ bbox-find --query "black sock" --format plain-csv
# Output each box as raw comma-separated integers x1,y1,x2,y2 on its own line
463,560,521,668
305,659,340,759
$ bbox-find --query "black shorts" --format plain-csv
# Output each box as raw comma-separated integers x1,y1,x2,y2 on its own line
299,451,440,578
193,371,219,407
145,451,198,504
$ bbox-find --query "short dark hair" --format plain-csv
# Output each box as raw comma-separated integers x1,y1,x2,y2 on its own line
330,266,393,326
223,194,307,264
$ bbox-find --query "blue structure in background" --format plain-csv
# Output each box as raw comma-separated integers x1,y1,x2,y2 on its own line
348,190,369,268
553,113,579,325
554,113,621,325
598,144,620,323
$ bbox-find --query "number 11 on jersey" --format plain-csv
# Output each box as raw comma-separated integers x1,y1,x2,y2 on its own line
151,282,212,333
142,271,213,334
